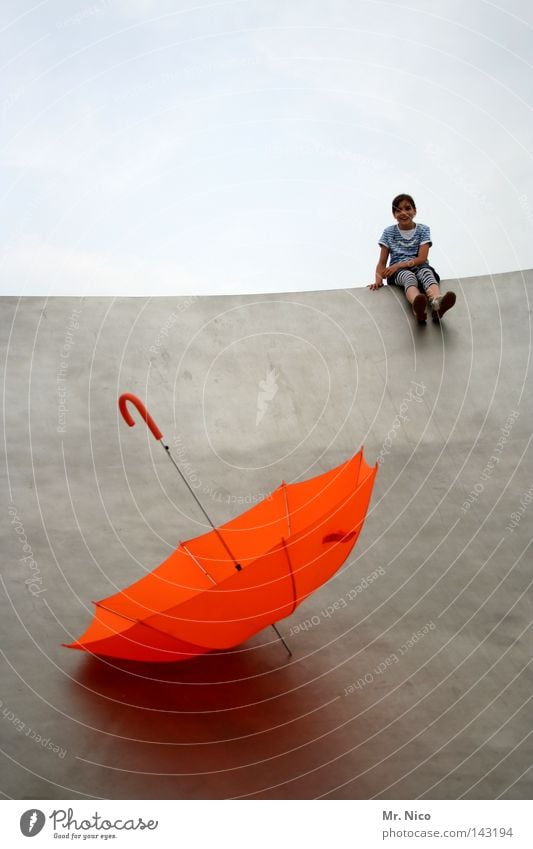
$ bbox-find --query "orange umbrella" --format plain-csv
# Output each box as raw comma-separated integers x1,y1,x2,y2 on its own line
65,395,377,662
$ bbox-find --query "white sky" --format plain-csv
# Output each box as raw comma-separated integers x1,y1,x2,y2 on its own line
1,0,532,296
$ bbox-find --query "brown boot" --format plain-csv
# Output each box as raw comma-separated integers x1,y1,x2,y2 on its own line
431,291,456,322
412,293,427,323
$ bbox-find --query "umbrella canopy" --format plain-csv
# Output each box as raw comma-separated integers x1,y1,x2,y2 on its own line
65,450,377,662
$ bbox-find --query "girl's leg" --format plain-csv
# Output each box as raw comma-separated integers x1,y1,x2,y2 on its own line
395,269,418,302
416,266,455,321
414,267,439,302
405,284,423,305
414,268,456,321
395,270,427,320
426,283,440,301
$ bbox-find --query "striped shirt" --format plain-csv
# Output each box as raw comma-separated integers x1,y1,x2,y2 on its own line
379,223,432,266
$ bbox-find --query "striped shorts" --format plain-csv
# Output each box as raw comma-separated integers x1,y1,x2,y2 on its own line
392,266,438,293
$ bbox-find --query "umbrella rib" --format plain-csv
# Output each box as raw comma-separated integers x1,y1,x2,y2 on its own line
95,602,140,625
281,537,298,615
282,481,291,536
180,541,217,585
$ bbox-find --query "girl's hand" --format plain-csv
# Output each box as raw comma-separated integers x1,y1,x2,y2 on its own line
368,279,384,290
383,264,399,279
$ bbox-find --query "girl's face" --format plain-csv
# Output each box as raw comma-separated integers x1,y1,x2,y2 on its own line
393,200,416,228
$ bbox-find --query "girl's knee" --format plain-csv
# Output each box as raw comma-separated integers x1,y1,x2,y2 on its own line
397,270,418,289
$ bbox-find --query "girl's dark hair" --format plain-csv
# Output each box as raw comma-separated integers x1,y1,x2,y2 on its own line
392,193,416,213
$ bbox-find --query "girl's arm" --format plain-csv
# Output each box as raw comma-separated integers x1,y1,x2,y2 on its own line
405,242,430,268
369,246,389,290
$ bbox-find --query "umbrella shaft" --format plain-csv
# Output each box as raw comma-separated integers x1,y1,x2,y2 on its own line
272,624,292,657
161,441,242,571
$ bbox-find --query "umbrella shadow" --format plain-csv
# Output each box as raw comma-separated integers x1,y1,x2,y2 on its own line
69,634,305,736
65,638,387,799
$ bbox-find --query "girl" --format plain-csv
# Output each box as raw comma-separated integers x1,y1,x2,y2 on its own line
369,194,456,323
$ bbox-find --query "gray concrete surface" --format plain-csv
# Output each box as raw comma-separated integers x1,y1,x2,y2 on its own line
1,269,532,800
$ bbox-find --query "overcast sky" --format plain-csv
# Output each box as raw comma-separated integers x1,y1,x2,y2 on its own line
1,0,532,296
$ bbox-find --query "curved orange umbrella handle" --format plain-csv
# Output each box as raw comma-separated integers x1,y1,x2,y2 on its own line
118,392,242,572
118,393,163,440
